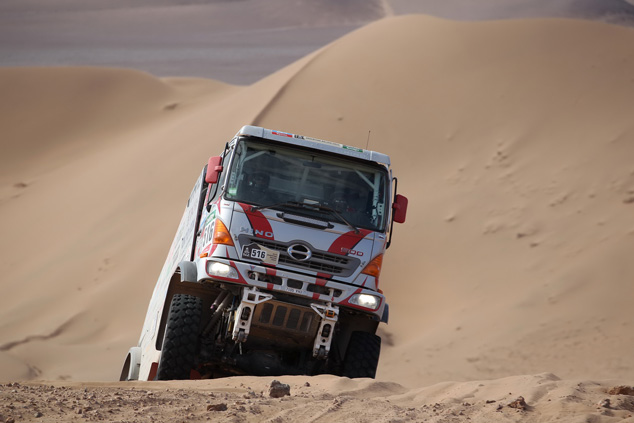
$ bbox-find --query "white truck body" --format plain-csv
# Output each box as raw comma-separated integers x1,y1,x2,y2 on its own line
121,126,407,381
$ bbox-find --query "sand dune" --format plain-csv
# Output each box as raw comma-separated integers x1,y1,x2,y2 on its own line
1,11,634,423
248,15,634,386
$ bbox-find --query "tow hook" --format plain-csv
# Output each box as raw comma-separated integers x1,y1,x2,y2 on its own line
232,286,273,343
310,303,339,359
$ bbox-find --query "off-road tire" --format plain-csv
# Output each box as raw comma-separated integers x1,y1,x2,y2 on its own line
156,294,203,380
342,331,381,378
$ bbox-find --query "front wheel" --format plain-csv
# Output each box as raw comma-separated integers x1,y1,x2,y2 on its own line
156,294,203,380
342,331,381,378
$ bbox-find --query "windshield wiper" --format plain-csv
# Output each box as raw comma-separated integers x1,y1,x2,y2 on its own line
250,201,360,234
309,203,361,234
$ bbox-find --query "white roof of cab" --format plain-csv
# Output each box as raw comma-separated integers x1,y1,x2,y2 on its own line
236,125,391,167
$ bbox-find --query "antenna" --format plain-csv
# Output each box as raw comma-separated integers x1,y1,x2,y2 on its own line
365,130,371,150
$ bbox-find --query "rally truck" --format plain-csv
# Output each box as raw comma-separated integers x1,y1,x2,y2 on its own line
120,125,408,381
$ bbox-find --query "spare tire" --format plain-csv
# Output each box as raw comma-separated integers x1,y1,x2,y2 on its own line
342,331,381,379
156,294,203,380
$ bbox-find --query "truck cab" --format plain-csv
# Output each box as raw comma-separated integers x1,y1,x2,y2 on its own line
120,126,407,381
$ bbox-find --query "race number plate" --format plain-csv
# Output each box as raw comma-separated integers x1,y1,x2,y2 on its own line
242,243,279,265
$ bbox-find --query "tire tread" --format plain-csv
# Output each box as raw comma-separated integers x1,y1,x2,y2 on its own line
156,294,203,380
342,331,381,378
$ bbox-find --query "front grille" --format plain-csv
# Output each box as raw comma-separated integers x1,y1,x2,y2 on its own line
254,301,318,335
239,235,360,276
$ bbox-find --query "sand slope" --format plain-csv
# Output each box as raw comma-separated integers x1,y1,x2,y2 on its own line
251,15,634,385
0,12,633,422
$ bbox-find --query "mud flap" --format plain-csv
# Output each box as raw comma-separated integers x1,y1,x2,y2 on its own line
381,303,389,324
178,261,197,282
119,347,142,381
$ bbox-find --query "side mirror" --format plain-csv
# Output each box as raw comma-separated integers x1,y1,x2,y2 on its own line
205,156,223,184
392,194,408,223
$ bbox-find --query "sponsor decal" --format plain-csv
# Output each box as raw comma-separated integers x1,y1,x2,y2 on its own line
201,223,214,247
254,229,274,238
284,133,367,155
312,138,339,146
302,136,340,147
242,243,279,265
204,207,217,228
341,247,364,257
197,204,220,254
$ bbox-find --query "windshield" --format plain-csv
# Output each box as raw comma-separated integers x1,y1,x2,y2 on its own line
225,137,389,232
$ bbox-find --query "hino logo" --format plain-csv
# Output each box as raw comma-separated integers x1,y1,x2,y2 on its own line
254,229,274,239
287,244,312,262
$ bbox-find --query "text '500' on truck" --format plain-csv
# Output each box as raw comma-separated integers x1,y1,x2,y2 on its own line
120,125,408,381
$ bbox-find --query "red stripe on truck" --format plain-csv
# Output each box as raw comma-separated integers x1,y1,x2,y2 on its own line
148,362,158,381
327,229,371,256
239,203,274,240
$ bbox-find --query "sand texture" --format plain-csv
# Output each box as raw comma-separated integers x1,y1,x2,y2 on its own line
1,4,634,422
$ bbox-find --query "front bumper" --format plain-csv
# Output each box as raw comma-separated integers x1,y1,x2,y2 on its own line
196,257,385,319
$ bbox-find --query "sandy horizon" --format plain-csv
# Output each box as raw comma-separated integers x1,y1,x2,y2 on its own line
2,0,634,83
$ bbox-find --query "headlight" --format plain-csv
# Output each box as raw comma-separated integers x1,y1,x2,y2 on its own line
348,293,381,310
207,261,238,279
